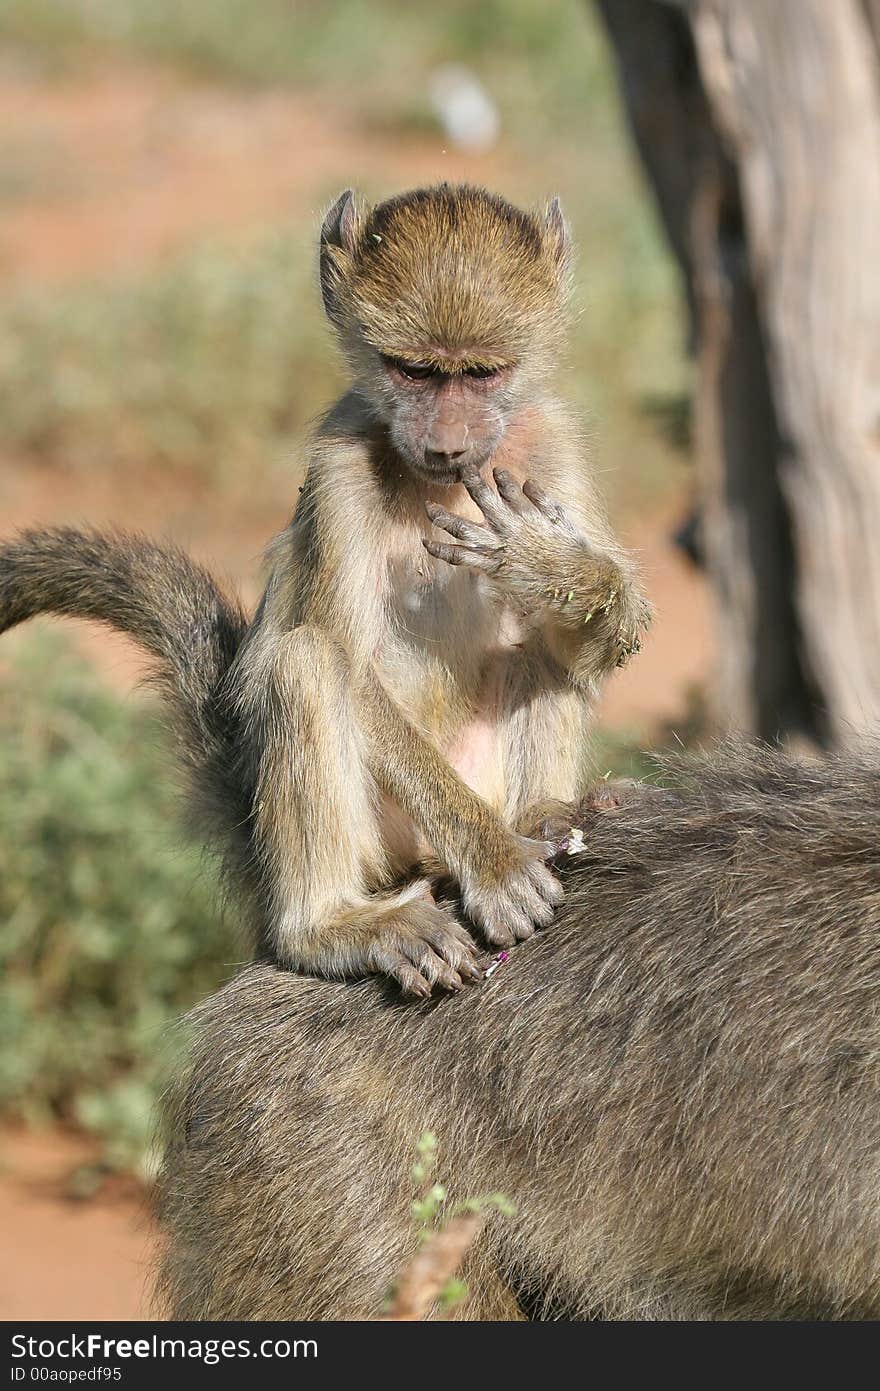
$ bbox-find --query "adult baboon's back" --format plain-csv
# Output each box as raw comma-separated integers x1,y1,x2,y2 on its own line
158,744,880,1320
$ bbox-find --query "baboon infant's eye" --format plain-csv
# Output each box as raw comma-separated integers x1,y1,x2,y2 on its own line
464,364,500,380
383,356,438,382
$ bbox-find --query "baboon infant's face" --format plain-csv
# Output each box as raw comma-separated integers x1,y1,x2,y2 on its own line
378,353,512,485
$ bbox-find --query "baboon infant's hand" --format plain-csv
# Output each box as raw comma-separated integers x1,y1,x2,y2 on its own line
424,469,647,664
423,467,589,597
361,894,482,998
459,835,564,947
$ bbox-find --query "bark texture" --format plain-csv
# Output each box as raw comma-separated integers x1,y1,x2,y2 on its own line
597,0,880,741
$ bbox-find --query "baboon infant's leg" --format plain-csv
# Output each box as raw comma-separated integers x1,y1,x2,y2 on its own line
252,625,480,994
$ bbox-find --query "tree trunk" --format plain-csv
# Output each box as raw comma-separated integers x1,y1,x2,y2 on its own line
593,0,708,349
691,0,880,741
596,0,819,739
597,0,880,742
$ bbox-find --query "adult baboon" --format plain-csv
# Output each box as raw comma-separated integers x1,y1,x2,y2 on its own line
157,743,880,1321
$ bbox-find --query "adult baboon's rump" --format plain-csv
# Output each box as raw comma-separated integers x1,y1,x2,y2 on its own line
157,743,880,1321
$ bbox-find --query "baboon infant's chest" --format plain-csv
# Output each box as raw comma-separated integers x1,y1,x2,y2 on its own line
378,549,523,819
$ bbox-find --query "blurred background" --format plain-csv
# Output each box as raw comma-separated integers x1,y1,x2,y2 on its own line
1,0,877,1319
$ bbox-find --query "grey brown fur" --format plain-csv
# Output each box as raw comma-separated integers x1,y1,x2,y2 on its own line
157,743,880,1321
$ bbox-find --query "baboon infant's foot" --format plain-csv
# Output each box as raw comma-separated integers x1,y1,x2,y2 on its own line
523,782,683,850
518,800,579,844
360,890,482,997
581,779,644,813
409,840,563,950
291,884,481,997
459,835,563,948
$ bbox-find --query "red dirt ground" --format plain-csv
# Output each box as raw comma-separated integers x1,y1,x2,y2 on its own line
0,1127,156,1321
0,58,714,1321
0,64,515,287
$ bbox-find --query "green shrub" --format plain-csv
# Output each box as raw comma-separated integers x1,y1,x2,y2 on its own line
0,0,611,105
0,631,237,1172
0,233,334,483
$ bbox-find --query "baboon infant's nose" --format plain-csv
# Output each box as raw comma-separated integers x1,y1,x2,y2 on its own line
425,446,469,469
425,419,470,470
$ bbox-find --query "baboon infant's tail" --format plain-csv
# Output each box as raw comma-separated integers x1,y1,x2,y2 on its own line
0,527,248,771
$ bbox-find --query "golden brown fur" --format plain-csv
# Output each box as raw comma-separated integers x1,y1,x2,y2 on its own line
321,185,571,368
233,183,651,989
0,184,651,992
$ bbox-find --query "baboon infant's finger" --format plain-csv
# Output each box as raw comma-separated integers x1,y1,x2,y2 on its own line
364,901,481,997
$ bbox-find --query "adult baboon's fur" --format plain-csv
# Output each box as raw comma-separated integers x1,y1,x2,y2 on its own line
157,743,880,1321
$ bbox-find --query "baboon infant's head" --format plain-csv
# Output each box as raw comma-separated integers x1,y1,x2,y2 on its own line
319,183,572,484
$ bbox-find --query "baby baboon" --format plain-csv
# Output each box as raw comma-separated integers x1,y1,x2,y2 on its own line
157,742,880,1321
0,184,650,993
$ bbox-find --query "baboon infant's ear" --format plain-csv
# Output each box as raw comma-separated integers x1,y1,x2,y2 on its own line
319,190,364,322
321,189,361,254
542,195,572,268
